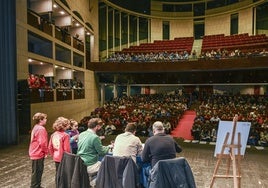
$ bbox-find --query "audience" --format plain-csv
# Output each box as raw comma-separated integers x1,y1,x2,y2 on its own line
191,94,268,145
105,48,267,63
75,92,268,147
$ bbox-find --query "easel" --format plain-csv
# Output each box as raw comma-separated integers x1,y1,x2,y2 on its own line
210,115,242,188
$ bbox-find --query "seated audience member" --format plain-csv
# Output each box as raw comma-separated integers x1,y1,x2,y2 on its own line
104,121,117,135
259,130,268,146
113,123,143,163
163,119,171,134
77,118,113,186
141,121,182,168
247,128,260,146
200,128,211,142
78,116,90,133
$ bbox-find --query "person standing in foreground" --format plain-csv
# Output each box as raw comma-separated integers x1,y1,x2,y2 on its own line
66,119,79,154
77,118,113,186
141,121,182,167
48,116,71,182
113,122,143,163
29,112,48,188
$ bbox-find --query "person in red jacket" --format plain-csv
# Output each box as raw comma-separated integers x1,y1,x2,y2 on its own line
29,112,48,188
48,117,71,183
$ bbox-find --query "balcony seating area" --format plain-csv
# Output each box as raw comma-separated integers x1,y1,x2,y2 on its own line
122,37,194,54
105,34,268,62
202,33,268,53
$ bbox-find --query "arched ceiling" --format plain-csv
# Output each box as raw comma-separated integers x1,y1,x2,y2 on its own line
105,0,265,18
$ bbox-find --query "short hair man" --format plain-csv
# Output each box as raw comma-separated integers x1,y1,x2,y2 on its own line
141,121,182,167
77,118,112,185
113,122,143,162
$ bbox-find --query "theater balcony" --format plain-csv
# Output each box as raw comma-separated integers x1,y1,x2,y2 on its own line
87,56,268,85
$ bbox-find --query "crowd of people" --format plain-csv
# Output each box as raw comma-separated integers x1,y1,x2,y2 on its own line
27,74,48,89
84,94,189,137
80,93,268,148
104,48,268,63
105,51,190,63
54,78,84,89
28,92,268,187
199,48,268,60
27,73,84,90
191,94,268,147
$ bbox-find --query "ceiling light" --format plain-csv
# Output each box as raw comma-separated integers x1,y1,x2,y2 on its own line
60,11,65,15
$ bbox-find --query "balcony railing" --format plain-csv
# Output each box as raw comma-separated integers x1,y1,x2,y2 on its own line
29,88,85,103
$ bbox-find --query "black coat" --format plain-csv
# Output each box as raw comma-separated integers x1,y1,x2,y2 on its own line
56,152,89,188
148,157,196,188
96,155,140,188
141,133,182,167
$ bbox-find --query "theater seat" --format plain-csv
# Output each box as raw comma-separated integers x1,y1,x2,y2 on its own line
148,157,196,188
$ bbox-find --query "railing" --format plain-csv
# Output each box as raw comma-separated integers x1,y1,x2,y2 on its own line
27,10,52,36
74,89,85,99
29,88,85,103
56,89,72,101
73,37,84,52
30,88,54,103
55,26,71,45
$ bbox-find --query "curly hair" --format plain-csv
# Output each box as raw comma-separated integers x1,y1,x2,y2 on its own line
52,117,70,131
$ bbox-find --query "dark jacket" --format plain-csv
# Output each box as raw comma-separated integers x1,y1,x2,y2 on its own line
148,157,196,188
141,133,182,167
56,152,89,188
96,155,139,188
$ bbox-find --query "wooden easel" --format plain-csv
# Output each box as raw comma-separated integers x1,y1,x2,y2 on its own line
210,115,242,188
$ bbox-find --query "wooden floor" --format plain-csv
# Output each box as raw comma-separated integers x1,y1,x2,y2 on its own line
0,136,267,188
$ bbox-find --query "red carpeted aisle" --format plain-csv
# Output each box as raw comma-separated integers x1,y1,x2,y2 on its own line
171,110,196,140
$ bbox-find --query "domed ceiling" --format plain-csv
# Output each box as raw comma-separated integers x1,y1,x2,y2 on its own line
107,0,244,15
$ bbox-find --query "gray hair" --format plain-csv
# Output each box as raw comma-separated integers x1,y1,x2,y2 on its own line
153,121,165,132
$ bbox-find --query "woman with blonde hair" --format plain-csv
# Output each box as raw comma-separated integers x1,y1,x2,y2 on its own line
48,117,71,182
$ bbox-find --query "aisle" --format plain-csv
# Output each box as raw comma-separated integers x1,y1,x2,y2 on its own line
171,110,196,140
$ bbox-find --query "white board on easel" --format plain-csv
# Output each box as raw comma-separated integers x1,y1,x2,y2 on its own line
214,121,251,157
